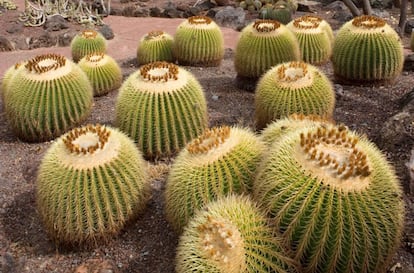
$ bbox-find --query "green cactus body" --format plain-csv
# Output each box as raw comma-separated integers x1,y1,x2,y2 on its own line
137,30,174,65
176,195,298,273
4,53,93,142
165,126,265,232
255,61,335,130
287,16,332,64
259,2,292,24
71,29,107,63
1,61,25,101
253,124,405,273
36,124,149,246
234,20,300,81
301,15,335,44
332,15,404,83
115,61,208,159
78,53,122,97
173,16,224,67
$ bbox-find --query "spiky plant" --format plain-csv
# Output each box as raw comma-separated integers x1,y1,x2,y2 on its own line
255,61,335,130
78,53,122,97
332,15,404,84
286,15,332,64
71,29,107,63
36,124,149,246
297,15,334,44
165,126,265,233
253,124,405,273
176,194,298,273
173,15,224,67
4,53,93,142
137,30,174,65
234,19,300,90
259,1,292,24
115,61,208,159
1,61,25,101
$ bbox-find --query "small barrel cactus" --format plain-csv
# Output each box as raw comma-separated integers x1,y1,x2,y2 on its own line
36,124,149,246
254,61,335,130
253,124,405,273
332,15,404,84
115,61,208,159
173,15,224,67
137,30,174,65
259,1,292,24
71,29,107,63
1,61,25,101
4,53,93,142
78,53,122,97
165,126,265,232
176,194,298,273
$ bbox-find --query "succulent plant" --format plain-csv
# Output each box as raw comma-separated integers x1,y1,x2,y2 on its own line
36,124,149,246
115,61,208,159
287,15,332,64
1,61,25,101
253,124,405,273
176,194,298,273
71,29,107,63
332,15,404,84
254,61,335,130
259,1,292,24
165,126,265,232
137,30,174,65
78,53,122,97
4,53,93,142
301,15,335,44
173,15,224,67
234,19,300,89
239,0,297,13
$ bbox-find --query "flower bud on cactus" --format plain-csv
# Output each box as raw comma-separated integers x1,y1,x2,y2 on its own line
332,15,404,84
36,124,149,246
78,53,122,97
71,29,107,63
173,16,224,67
255,61,335,130
137,30,174,65
176,195,298,273
165,126,265,232
115,61,208,159
254,124,405,273
4,53,93,142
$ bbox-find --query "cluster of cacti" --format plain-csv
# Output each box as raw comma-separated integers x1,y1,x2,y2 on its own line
259,1,292,24
332,15,404,83
36,124,149,246
1,61,25,101
78,52,123,96
287,15,333,64
234,19,300,89
173,15,224,67
175,195,298,273
4,53,93,142
237,0,297,13
71,29,107,63
165,126,265,232
137,30,175,65
115,61,208,159
253,123,405,273
254,61,335,130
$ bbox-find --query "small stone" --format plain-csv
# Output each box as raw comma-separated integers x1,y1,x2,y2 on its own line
212,95,219,100
98,24,114,40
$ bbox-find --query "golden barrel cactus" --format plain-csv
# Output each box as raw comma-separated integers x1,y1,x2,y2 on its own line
71,29,107,63
137,30,174,65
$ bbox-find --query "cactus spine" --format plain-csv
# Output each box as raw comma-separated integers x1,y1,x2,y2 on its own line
71,29,107,63
137,30,174,65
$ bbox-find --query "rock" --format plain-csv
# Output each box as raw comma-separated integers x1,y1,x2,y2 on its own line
28,32,55,49
370,0,393,9
133,8,149,17
214,0,230,5
149,7,163,17
57,31,76,46
405,19,414,34
371,9,390,18
327,1,353,23
215,6,246,30
6,22,23,34
162,4,183,18
98,24,114,40
194,0,216,10
0,36,14,51
404,53,414,72
297,0,322,12
43,15,69,31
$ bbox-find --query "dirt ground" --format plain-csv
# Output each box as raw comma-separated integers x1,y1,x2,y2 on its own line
1,0,414,272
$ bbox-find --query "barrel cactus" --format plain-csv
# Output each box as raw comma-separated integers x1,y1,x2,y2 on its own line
115,61,208,159
4,53,93,142
1,61,25,101
36,124,149,246
332,15,404,84
71,29,107,63
137,30,174,65
253,124,405,273
78,53,122,97
176,194,298,273
173,15,224,66
165,126,265,232
255,61,335,130
259,1,292,24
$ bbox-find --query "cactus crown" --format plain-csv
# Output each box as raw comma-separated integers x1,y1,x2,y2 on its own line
80,29,99,39
296,125,371,191
25,53,66,74
197,215,245,272
352,15,386,29
253,19,281,33
188,15,213,25
187,126,231,154
139,61,179,82
275,61,314,88
84,52,105,63
145,30,167,40
292,16,320,29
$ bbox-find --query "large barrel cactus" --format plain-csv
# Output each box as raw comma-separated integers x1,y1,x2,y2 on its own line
165,126,265,232
254,124,405,273
71,29,107,63
115,61,208,159
4,53,93,142
36,124,149,246
1,61,25,101
137,30,174,65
